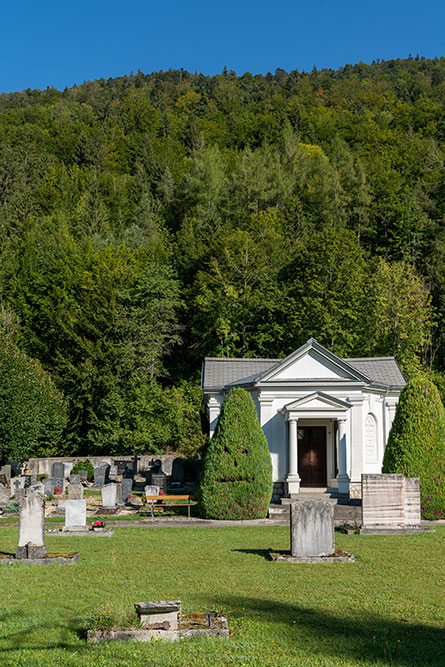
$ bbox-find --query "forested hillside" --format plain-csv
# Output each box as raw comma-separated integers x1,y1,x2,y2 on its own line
1,56,444,456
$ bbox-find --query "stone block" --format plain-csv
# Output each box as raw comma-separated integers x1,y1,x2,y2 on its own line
134,601,181,630
290,500,334,559
361,474,422,531
64,499,87,530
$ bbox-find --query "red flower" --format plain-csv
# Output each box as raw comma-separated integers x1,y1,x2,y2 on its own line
93,520,105,527
54,486,63,495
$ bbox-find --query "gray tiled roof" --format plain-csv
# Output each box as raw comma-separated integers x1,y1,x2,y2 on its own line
202,355,405,391
202,358,279,390
343,357,405,387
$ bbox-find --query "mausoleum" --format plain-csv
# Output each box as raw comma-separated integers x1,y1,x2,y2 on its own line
201,338,405,499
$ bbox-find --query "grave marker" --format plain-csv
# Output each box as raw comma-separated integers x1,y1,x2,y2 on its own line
68,483,84,500
290,500,334,559
64,500,87,531
101,484,117,508
16,490,46,559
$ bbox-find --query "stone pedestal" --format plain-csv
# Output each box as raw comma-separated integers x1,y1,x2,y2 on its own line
290,500,334,559
134,601,181,630
361,474,425,533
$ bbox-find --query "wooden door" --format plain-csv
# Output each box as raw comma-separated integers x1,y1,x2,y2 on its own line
298,426,327,487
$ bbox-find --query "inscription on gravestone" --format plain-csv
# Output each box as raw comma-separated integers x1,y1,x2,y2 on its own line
151,474,167,494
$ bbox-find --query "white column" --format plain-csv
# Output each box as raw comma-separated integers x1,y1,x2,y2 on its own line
337,417,350,495
286,417,300,497
208,396,222,438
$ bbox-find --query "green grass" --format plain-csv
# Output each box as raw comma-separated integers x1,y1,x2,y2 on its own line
0,525,444,666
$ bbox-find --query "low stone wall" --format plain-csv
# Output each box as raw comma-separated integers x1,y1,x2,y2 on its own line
27,454,189,477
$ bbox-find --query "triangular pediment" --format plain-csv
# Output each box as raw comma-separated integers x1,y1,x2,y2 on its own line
256,339,369,384
281,392,351,414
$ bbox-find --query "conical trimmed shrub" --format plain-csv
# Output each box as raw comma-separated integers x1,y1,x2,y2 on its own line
198,388,273,519
382,374,445,519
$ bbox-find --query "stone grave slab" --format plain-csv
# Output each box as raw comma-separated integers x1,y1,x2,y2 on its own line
16,490,46,559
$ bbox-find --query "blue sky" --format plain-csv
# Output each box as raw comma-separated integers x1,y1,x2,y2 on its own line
1,1,444,92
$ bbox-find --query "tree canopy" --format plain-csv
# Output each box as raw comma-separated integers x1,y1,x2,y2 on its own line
1,57,445,452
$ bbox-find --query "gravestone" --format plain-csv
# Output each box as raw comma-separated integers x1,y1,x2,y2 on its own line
0,473,8,486
64,499,87,531
0,483,10,506
30,483,45,495
145,485,160,497
23,475,36,488
0,464,11,482
63,462,74,478
115,482,123,505
10,461,21,477
69,474,81,485
122,478,133,501
11,477,26,494
52,462,65,492
108,465,118,480
79,470,88,482
16,490,46,559
115,458,137,476
15,488,26,502
171,458,184,482
68,483,83,500
101,484,117,508
43,478,55,497
290,500,334,559
56,501,67,514
94,465,108,487
361,474,423,533
151,474,167,494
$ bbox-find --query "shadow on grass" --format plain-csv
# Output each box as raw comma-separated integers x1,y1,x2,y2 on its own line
209,593,445,667
231,548,271,559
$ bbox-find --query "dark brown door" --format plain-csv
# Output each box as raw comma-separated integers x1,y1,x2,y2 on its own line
298,426,327,487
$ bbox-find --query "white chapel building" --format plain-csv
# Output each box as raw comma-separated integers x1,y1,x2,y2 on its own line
201,338,405,499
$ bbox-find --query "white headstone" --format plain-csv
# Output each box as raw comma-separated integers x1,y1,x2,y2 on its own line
144,485,160,497
16,490,46,558
101,483,117,508
64,499,87,530
290,500,335,558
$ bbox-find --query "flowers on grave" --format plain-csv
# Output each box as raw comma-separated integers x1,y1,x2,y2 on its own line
54,486,63,495
159,489,166,496
126,494,132,500
93,520,105,528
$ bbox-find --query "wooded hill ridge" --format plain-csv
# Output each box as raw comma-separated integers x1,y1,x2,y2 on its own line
1,56,445,456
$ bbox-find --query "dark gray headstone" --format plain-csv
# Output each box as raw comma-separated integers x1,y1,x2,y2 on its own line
122,477,133,501
52,462,65,480
53,478,64,492
23,475,36,488
69,474,81,484
151,473,167,494
10,461,21,477
171,458,184,482
94,466,108,487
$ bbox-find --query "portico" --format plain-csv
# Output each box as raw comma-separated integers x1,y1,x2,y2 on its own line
280,392,351,496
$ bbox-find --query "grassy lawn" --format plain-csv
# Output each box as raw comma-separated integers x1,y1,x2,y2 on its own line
0,525,443,666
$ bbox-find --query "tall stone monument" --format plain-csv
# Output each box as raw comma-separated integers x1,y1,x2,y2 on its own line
361,474,427,534
290,500,335,559
16,490,46,559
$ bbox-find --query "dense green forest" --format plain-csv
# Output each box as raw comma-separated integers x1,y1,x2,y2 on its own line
1,56,444,457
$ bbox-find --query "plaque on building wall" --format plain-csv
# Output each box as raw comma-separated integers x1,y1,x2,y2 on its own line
364,414,378,463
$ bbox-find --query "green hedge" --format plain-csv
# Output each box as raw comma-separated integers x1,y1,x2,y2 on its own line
198,388,273,520
382,374,445,519
71,459,94,481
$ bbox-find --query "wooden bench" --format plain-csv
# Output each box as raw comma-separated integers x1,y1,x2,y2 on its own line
144,495,196,518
